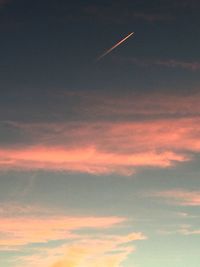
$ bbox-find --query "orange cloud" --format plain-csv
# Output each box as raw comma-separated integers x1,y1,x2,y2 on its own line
1,204,147,267
0,214,125,248
19,231,146,267
49,246,129,267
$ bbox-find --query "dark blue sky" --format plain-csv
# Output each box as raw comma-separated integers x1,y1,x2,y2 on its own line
1,0,200,94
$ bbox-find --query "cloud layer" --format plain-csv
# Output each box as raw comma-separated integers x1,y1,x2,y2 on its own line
0,203,146,267
1,92,200,175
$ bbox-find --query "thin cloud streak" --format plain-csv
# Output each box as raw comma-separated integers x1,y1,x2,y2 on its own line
97,32,134,61
117,57,200,71
0,145,188,175
0,214,126,248
176,225,200,236
153,190,200,206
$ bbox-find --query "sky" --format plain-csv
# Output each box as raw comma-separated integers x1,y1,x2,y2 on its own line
0,0,200,266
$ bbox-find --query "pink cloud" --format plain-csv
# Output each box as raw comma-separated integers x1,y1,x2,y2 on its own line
2,92,200,175
0,144,187,175
153,190,200,206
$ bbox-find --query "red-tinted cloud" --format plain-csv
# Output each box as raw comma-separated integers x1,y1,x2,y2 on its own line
2,92,200,175
0,144,187,175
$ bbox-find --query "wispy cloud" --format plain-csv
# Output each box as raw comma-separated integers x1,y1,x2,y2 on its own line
158,224,200,236
0,213,125,248
48,236,137,267
0,144,188,175
83,0,200,25
17,231,146,267
118,57,200,71
19,232,145,267
84,5,173,23
2,90,200,124
153,190,200,206
0,203,146,267
59,90,200,120
178,224,200,235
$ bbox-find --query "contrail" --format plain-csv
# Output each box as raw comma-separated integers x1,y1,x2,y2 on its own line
97,32,134,61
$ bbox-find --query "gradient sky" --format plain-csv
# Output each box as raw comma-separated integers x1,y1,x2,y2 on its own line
1,0,200,266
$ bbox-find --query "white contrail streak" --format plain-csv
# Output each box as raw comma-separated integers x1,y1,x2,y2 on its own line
97,32,134,61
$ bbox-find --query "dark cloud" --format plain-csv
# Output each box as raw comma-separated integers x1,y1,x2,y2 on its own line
0,0,10,7
0,121,33,146
81,0,200,24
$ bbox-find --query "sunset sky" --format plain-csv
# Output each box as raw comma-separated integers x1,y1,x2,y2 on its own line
1,0,200,266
